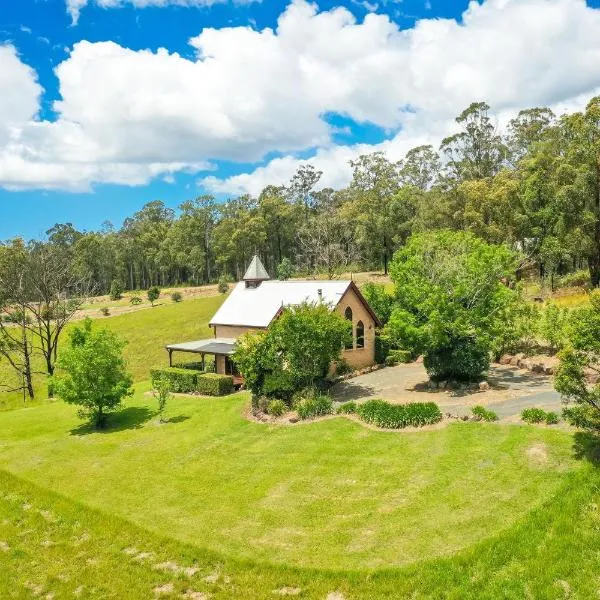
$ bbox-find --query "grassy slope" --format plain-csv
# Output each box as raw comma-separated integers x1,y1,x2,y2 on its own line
1,392,599,598
0,294,225,410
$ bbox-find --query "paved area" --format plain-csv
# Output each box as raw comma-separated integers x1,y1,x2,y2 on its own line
331,363,561,420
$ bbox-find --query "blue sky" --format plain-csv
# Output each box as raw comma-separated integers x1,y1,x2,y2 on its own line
1,0,600,239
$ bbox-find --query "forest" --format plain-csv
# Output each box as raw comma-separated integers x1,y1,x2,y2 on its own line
3,96,600,293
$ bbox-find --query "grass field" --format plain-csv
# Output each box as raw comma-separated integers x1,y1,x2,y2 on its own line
2,386,600,598
0,294,225,410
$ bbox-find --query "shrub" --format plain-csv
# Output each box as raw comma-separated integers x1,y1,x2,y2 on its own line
172,361,204,371
196,373,234,396
147,286,160,306
357,399,442,429
150,367,199,393
335,358,353,376
471,405,498,422
539,303,570,352
218,276,230,294
337,401,357,414
557,270,591,289
362,282,395,325
152,376,171,421
545,411,559,425
295,394,333,420
130,296,142,305
424,337,490,381
276,257,294,281
171,291,183,303
99,307,110,317
267,399,287,417
375,334,391,365
263,370,296,401
109,279,123,301
521,407,548,424
385,349,413,366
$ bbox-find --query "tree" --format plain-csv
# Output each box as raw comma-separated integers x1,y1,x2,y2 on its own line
52,319,133,428
387,231,521,380
276,257,294,281
152,376,171,423
234,303,351,401
555,291,600,431
110,279,123,301
147,286,160,306
361,282,395,326
398,145,441,190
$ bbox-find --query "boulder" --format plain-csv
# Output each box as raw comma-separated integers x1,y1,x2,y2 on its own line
510,353,525,367
415,355,424,364
499,354,512,365
479,381,490,392
428,380,438,391
531,363,546,374
544,366,554,376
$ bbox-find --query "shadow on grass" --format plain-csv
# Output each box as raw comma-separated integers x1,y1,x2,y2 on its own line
573,431,600,465
70,406,155,436
164,415,190,424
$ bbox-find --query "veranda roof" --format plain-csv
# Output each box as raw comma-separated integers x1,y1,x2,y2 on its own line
166,338,237,356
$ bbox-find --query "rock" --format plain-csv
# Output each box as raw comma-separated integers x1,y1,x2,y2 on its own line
289,417,299,424
461,415,469,421
415,355,424,363
439,380,448,390
499,354,512,365
544,366,554,375
479,381,490,392
428,380,438,390
531,363,546,374
510,352,525,367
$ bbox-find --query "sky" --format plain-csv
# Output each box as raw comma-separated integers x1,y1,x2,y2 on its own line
2,0,600,240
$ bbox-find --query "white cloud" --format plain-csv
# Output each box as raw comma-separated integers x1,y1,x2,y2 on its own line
66,0,260,25
3,0,600,192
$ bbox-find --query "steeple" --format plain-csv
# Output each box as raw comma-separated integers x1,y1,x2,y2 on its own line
243,255,270,288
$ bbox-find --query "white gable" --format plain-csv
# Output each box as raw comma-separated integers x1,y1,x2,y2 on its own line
209,280,352,328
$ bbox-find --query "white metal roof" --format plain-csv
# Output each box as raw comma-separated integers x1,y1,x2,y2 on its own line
209,280,352,328
166,338,237,355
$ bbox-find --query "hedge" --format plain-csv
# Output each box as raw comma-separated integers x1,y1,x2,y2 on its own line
150,368,234,396
196,373,234,396
385,349,413,366
357,399,442,429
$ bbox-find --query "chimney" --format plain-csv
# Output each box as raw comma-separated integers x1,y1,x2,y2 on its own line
317,288,323,300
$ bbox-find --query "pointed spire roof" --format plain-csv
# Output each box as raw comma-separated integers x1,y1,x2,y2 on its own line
243,255,270,281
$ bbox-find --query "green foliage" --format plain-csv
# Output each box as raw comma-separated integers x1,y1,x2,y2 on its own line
557,270,591,289
374,333,391,364
295,393,333,420
170,291,183,303
196,373,234,397
388,231,520,380
234,303,351,400
424,336,490,381
361,282,394,325
130,296,142,305
357,399,442,429
539,303,570,352
276,257,294,281
52,319,133,428
109,279,123,301
218,276,230,294
152,376,171,421
334,358,353,376
545,411,559,425
554,291,600,432
471,405,498,422
521,408,548,424
385,349,413,366
150,367,199,394
99,307,110,317
267,399,287,417
147,286,160,306
336,401,357,414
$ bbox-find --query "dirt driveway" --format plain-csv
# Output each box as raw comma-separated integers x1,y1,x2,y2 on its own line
331,363,562,419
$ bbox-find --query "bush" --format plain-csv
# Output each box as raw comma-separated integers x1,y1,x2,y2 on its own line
218,276,230,294
385,349,413,366
171,291,183,303
147,286,160,306
295,394,333,420
267,399,287,417
276,257,294,281
196,373,234,396
471,405,498,422
557,270,591,289
539,303,570,352
357,399,442,429
521,407,548,424
172,362,204,371
263,370,296,401
424,337,490,381
545,411,560,425
335,358,353,376
109,279,123,301
130,296,142,305
336,401,357,414
150,367,199,393
99,307,110,317
375,334,391,365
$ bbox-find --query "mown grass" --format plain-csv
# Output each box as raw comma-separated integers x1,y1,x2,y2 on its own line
1,390,599,597
0,387,584,570
0,294,225,410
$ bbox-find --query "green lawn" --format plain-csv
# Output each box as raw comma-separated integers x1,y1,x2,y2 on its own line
0,294,225,410
2,387,599,597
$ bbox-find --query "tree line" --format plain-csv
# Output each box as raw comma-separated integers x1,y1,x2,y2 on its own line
2,96,598,294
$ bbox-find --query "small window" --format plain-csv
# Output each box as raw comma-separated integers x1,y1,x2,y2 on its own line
356,321,365,349
344,306,353,349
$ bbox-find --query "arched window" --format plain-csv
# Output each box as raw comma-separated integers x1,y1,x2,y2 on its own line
344,306,354,349
356,321,365,349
